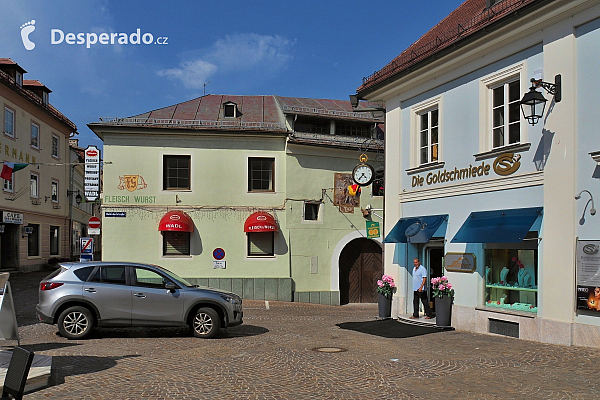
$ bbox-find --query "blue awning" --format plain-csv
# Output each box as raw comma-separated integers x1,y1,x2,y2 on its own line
451,207,543,243
383,214,448,244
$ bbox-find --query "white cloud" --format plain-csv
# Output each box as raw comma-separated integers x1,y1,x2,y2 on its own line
157,60,218,90
157,33,294,89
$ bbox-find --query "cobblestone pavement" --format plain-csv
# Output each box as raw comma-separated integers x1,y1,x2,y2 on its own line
5,270,600,399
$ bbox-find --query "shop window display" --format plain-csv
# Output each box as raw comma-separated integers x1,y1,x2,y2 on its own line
485,248,537,313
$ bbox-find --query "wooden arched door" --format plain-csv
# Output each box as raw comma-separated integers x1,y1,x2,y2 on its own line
339,238,383,304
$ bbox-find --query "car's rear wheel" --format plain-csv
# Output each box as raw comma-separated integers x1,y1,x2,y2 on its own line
57,306,95,340
192,307,220,338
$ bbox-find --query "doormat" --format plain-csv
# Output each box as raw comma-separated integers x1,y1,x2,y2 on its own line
336,319,442,339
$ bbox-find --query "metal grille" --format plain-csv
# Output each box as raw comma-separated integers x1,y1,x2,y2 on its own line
489,318,519,338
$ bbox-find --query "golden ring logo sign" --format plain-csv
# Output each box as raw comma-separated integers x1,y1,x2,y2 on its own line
118,175,148,192
493,153,521,176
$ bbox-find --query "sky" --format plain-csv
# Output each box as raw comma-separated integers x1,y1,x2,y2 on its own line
0,0,465,149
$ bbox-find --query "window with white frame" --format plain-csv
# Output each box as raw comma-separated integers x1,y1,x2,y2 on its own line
248,157,274,192
51,180,58,202
247,232,274,256
30,173,39,198
303,202,321,221
419,109,439,165
51,134,59,158
163,232,190,256
4,107,14,137
27,223,40,257
492,80,521,148
15,72,23,87
30,122,39,149
3,170,13,192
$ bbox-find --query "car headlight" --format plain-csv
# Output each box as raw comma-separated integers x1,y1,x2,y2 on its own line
220,295,241,304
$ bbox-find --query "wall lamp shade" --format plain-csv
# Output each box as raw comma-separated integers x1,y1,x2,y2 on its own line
520,74,561,126
75,193,82,204
349,94,359,108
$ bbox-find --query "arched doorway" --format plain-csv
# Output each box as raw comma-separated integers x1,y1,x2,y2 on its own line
339,238,383,304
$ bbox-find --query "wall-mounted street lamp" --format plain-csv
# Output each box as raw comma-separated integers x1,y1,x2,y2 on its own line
575,190,596,216
520,75,561,126
67,190,82,205
349,94,386,113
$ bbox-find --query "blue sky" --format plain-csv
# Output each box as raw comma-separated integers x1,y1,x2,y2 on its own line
0,0,464,149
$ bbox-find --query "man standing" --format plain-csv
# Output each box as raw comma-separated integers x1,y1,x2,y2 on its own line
411,257,433,319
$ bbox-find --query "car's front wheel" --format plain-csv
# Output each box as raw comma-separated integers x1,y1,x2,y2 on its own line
192,307,220,338
57,306,95,340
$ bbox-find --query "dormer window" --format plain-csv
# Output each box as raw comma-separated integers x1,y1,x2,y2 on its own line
42,91,49,105
224,102,237,118
15,72,23,87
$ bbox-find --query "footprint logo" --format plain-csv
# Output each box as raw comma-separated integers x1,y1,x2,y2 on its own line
20,20,36,51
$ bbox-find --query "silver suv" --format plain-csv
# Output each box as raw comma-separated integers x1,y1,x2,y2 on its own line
36,262,243,339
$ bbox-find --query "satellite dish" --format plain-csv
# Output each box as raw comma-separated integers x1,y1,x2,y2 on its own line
405,222,421,237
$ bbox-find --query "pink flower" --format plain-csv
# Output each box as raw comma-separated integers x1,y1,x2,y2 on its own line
390,282,396,288
439,284,446,291
431,277,439,284
447,283,452,289
377,280,384,288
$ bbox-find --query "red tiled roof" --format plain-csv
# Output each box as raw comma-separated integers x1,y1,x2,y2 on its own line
23,79,52,92
357,0,539,95
0,58,27,73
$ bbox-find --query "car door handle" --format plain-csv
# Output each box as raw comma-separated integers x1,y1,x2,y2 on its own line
84,288,96,293
133,293,146,298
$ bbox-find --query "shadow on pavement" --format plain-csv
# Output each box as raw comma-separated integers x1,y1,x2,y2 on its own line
48,354,141,387
75,324,268,339
14,342,80,352
337,319,443,338
220,324,269,338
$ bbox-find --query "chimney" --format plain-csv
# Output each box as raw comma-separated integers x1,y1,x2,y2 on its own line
69,139,79,148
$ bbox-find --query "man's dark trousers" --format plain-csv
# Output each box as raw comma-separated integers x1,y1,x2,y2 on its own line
413,290,433,318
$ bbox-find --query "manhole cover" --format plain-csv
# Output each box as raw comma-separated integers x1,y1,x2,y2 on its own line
312,347,347,353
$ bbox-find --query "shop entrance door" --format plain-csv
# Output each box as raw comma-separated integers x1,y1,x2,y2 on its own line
0,224,19,270
339,238,382,304
427,246,444,311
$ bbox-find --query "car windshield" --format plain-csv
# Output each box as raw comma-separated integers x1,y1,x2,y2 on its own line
152,264,195,287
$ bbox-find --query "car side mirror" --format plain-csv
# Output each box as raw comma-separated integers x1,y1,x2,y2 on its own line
165,281,177,293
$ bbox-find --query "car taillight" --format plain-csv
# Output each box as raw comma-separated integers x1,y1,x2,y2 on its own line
40,282,64,291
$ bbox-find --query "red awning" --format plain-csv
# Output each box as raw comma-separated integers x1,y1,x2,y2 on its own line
159,210,194,232
244,212,279,233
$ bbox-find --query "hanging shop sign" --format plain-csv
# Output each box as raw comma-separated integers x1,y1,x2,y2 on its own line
576,240,600,312
2,212,22,224
366,221,380,239
118,175,148,192
410,153,521,188
445,253,477,273
333,173,360,208
84,146,100,201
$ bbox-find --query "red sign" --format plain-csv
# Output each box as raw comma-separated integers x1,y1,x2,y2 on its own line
86,149,98,157
88,216,101,229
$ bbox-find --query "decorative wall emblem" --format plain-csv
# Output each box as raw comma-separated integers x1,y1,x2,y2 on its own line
118,175,148,192
493,153,521,176
583,244,600,255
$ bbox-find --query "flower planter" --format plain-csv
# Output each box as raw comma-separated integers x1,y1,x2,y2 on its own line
378,293,392,319
435,295,453,328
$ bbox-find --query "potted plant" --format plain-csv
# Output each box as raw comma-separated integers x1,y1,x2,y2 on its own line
431,276,455,328
376,275,396,319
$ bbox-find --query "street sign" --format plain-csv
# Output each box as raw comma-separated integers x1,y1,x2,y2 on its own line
213,260,226,269
88,216,101,229
213,248,225,260
80,237,93,254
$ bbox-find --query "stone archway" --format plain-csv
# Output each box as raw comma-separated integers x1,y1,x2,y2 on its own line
339,238,383,304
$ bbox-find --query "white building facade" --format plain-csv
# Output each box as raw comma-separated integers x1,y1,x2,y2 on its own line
355,0,600,346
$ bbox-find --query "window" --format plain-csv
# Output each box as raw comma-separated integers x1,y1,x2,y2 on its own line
163,155,190,190
30,173,39,198
303,202,320,221
134,267,168,288
294,117,329,134
51,180,58,202
248,157,274,192
73,266,95,281
51,134,59,158
27,223,39,257
419,109,439,164
163,231,190,256
4,107,14,137
30,122,39,149
90,266,127,285
15,72,22,87
492,80,521,148
335,122,370,137
484,245,538,313
50,225,59,255
247,232,274,256
42,91,49,106
3,170,13,193
372,170,384,196
224,103,237,118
